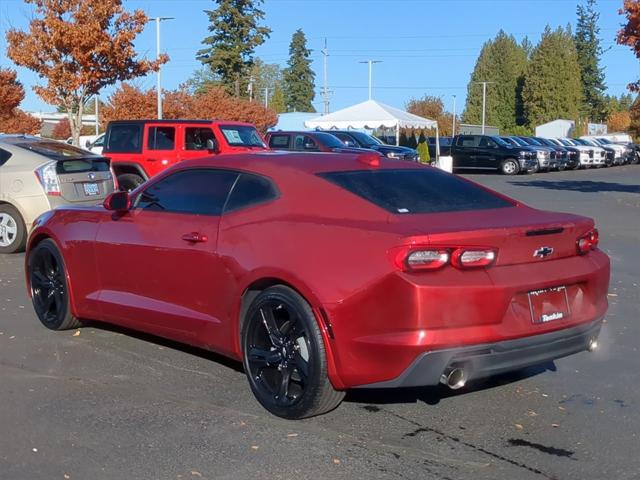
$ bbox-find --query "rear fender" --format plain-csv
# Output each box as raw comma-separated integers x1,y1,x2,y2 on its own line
234,268,346,390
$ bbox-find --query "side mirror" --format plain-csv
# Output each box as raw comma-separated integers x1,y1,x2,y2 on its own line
85,140,91,148
206,138,219,153
103,191,130,212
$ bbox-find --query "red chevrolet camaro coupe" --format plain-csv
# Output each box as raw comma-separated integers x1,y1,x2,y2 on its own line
25,152,609,419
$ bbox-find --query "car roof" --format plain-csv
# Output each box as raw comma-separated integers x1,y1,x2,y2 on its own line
267,131,335,136
0,134,60,145
106,119,254,127
174,151,420,177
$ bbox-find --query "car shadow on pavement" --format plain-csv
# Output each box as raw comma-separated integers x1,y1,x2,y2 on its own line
344,362,556,406
85,321,245,374
508,180,640,194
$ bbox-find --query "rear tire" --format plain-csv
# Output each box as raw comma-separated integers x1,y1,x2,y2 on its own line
28,239,82,330
241,285,344,419
500,158,520,176
117,173,145,192
0,204,26,254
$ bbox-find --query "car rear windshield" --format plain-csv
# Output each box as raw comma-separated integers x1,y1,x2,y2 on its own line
220,125,266,148
15,141,100,160
56,158,110,174
318,169,513,214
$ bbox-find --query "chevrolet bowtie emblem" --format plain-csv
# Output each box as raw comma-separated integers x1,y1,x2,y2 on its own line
534,247,554,258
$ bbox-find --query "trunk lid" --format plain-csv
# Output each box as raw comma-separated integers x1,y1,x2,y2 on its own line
56,157,115,202
392,206,594,266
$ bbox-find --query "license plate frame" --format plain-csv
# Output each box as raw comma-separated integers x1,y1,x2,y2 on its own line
83,182,99,196
527,286,570,324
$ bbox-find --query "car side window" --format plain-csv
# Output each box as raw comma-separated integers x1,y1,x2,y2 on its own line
147,127,176,150
269,134,291,149
185,127,216,151
294,135,318,151
224,173,279,213
0,148,12,167
479,137,497,148
458,135,480,147
334,133,353,145
106,124,142,153
136,169,239,216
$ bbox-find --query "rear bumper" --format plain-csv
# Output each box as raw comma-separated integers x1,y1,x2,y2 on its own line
356,318,602,388
325,250,609,389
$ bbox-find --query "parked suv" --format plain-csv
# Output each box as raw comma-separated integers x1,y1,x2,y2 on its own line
449,135,538,175
103,120,268,191
0,135,115,253
265,131,377,155
329,130,419,161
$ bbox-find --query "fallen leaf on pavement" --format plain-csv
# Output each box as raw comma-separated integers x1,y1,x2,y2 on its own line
514,424,524,430
73,330,80,337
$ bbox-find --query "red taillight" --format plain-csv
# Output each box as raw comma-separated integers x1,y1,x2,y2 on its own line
405,249,450,271
451,249,497,268
391,246,497,272
576,228,599,254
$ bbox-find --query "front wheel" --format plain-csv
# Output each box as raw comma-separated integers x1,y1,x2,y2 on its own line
28,239,82,330
242,286,344,419
500,158,520,176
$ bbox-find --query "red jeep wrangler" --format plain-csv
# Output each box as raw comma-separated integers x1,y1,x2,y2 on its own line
103,120,268,190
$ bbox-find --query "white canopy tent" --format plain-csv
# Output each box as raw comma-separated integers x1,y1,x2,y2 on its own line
304,99,440,158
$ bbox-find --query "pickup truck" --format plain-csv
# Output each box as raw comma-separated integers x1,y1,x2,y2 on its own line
102,119,268,191
449,134,538,175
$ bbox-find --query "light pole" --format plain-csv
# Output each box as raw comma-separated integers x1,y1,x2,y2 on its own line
359,60,382,100
473,81,494,134
155,17,174,120
452,95,457,137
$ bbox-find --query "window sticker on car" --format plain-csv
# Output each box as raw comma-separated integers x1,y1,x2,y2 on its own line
223,129,243,144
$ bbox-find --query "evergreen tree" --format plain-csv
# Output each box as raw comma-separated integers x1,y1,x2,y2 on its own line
283,29,316,112
463,30,529,131
522,26,583,127
575,0,607,121
197,0,271,97
270,85,286,113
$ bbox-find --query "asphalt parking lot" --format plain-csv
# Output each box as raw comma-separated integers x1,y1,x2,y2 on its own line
1,165,639,480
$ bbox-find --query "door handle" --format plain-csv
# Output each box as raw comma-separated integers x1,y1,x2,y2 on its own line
181,232,208,243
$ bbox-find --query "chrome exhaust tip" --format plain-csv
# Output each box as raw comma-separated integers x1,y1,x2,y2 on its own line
440,367,467,390
587,338,599,352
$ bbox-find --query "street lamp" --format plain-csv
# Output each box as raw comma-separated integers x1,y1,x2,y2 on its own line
452,95,457,137
155,17,174,120
359,60,382,100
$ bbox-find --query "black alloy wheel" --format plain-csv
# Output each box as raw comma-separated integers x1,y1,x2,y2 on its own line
28,239,81,330
242,286,344,419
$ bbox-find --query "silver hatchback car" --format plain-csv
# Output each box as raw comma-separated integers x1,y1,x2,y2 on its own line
0,135,115,253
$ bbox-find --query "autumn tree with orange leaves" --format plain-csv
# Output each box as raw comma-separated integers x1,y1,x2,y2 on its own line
101,84,277,133
0,68,42,135
617,0,640,91
6,0,167,146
